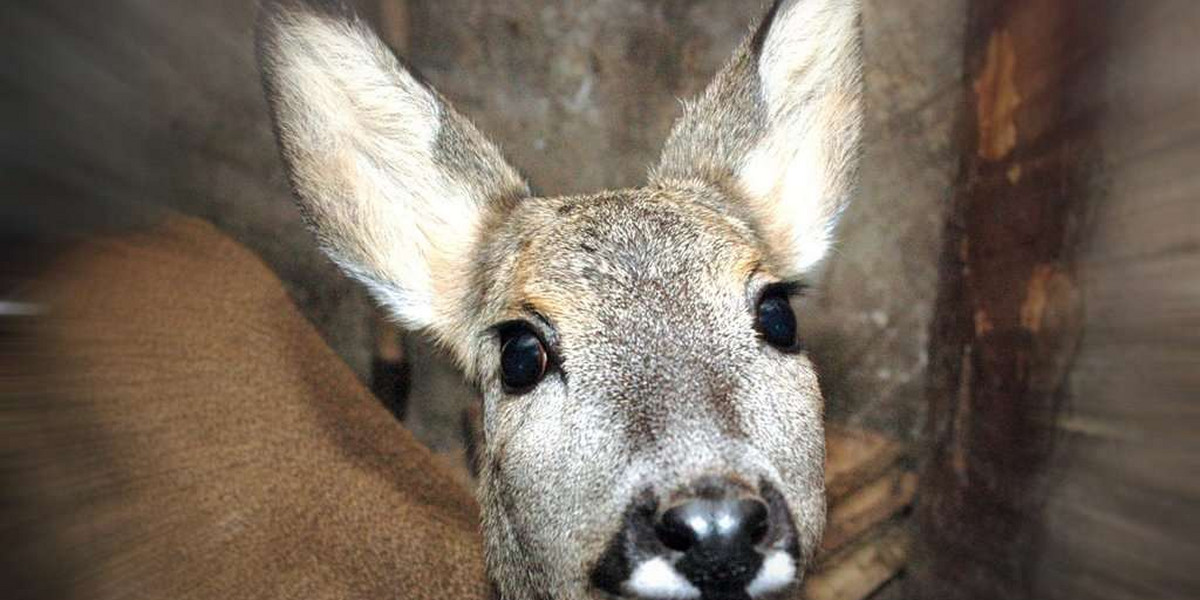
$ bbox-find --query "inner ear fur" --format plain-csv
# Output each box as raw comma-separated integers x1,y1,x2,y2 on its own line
257,0,528,334
652,0,864,276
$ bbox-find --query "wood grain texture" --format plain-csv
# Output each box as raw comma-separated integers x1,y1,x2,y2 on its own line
825,425,908,502
916,0,1102,596
1034,2,1200,598
917,0,1200,598
820,468,917,560
804,525,912,600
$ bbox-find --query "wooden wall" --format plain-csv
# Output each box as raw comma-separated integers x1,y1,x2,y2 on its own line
916,1,1200,598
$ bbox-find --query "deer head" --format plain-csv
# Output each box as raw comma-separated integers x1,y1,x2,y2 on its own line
257,0,862,597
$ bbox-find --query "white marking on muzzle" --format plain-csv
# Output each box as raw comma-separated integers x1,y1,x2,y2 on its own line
745,551,796,597
624,557,701,599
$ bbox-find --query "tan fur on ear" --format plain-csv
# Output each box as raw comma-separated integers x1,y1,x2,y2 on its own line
652,0,863,276
257,0,528,332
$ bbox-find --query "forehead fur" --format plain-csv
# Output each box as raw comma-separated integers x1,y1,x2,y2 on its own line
471,184,768,329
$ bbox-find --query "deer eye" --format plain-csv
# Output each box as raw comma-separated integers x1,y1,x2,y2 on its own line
499,325,548,394
756,289,800,351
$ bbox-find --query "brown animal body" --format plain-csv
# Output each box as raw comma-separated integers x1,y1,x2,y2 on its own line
5,216,489,599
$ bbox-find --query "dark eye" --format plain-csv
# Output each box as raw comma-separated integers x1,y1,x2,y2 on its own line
756,290,799,351
499,326,548,393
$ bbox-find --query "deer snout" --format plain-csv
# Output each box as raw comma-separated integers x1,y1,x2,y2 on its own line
591,478,800,600
655,496,768,577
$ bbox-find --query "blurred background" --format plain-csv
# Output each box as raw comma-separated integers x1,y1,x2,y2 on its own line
1,0,1196,599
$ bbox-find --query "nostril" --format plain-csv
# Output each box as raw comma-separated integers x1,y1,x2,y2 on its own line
741,498,769,546
655,504,700,552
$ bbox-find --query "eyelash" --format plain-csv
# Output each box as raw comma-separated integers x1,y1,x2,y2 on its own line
755,280,808,305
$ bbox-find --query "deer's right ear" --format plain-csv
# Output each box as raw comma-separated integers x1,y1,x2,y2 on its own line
257,0,528,332
652,0,863,277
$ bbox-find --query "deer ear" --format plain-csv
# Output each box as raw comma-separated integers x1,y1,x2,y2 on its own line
257,0,528,331
652,0,863,276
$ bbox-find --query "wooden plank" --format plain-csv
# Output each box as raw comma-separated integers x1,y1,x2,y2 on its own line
819,469,918,560
914,0,1104,597
1032,3,1200,598
804,526,912,600
825,426,907,502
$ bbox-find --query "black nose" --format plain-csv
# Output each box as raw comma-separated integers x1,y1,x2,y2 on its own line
590,480,799,599
653,491,773,593
655,497,770,553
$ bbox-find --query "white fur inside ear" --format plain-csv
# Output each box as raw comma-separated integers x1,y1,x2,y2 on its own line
757,0,859,106
624,558,702,599
267,8,487,329
734,0,861,275
738,130,836,274
745,551,797,597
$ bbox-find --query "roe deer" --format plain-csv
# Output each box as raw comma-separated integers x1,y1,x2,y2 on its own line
257,0,863,598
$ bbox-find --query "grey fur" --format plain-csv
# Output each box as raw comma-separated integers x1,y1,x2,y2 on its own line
257,0,863,598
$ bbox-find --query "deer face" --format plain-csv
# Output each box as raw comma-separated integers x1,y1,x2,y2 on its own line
470,189,827,599
257,1,862,598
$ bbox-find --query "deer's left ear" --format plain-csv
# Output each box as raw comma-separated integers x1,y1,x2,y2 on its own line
652,0,864,275
256,0,529,334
